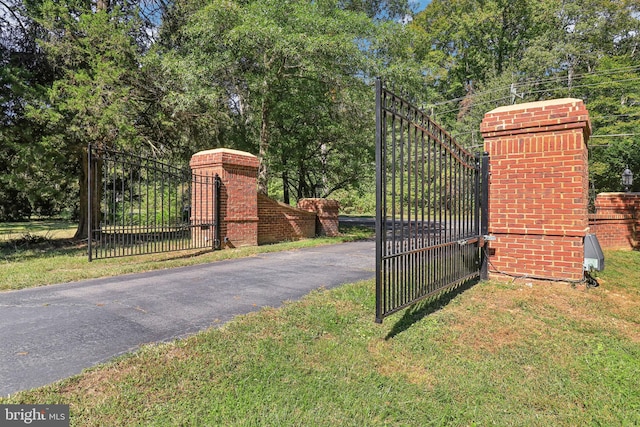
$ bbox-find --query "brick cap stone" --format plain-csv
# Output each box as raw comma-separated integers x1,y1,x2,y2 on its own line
487,98,584,114
597,192,640,196
297,198,340,214
193,148,258,159
481,97,591,140
190,148,260,169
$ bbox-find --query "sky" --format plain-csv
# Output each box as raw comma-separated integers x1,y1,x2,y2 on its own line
414,0,432,13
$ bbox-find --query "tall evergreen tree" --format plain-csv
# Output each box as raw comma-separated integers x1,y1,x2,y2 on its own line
23,0,144,237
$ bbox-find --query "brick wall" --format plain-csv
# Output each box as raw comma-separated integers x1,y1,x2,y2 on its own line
297,198,340,237
191,148,342,248
589,192,640,249
190,148,260,248
480,98,591,281
257,194,316,245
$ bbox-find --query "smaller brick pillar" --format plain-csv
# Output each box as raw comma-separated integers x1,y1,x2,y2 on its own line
480,98,591,281
589,192,640,249
297,199,340,237
190,148,260,248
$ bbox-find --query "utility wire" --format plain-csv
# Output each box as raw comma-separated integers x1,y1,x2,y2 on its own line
433,76,640,116
590,133,639,138
429,65,640,110
429,65,640,107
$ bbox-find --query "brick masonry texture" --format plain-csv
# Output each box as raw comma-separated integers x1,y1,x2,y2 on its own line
589,193,640,249
190,148,339,248
297,198,340,237
481,98,591,281
257,194,316,245
191,149,260,248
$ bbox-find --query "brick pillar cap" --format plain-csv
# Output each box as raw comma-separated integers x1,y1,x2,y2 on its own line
191,148,259,168
597,192,640,196
487,98,583,115
481,97,591,139
193,148,257,158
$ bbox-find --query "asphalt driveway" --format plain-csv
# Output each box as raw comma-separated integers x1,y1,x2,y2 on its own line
0,240,375,396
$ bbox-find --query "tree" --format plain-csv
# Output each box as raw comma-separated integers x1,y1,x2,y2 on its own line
411,0,539,111
267,75,374,203
162,0,375,195
23,0,144,237
412,0,640,197
338,0,411,19
0,0,66,220
582,56,640,193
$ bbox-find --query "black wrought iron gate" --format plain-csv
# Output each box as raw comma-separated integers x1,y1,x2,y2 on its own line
88,145,221,261
375,79,489,323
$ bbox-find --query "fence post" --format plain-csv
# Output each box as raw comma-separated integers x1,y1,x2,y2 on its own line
480,151,490,280
480,98,591,282
190,148,260,248
87,144,93,262
375,77,384,324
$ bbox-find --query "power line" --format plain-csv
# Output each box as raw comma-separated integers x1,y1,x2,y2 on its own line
525,76,640,95
590,133,639,138
432,75,640,116
591,112,640,120
515,65,640,88
428,65,640,110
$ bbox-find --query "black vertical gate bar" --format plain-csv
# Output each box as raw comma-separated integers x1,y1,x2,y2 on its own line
120,153,125,256
213,173,221,250
101,149,105,259
390,91,396,313
164,161,168,250
375,78,384,323
88,144,93,262
480,151,490,280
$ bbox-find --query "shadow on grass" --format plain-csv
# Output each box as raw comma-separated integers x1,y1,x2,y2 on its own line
0,237,86,261
385,277,480,340
161,249,216,261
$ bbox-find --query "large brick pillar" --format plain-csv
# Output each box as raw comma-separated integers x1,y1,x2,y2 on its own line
480,98,591,281
190,148,259,248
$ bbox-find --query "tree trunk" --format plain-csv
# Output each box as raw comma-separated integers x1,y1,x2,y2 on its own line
74,146,102,241
282,170,290,205
257,98,270,195
95,0,110,11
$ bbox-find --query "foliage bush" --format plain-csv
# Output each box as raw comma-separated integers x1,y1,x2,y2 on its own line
0,187,32,221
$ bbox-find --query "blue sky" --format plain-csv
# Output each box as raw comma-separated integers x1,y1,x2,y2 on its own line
414,0,431,13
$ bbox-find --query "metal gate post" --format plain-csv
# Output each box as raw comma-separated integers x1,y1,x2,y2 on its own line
213,174,221,250
480,151,490,280
375,77,384,324
88,144,93,262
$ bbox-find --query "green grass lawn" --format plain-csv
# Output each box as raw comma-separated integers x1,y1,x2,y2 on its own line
0,223,374,291
0,220,77,242
2,249,638,426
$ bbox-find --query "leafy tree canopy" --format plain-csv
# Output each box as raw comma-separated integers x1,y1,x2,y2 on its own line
2,0,639,227
413,0,640,192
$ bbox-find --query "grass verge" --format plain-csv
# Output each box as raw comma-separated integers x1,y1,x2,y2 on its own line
0,220,76,242
2,249,638,426
0,224,374,291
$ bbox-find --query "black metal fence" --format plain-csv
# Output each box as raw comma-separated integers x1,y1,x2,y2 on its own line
88,145,221,261
375,79,489,323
